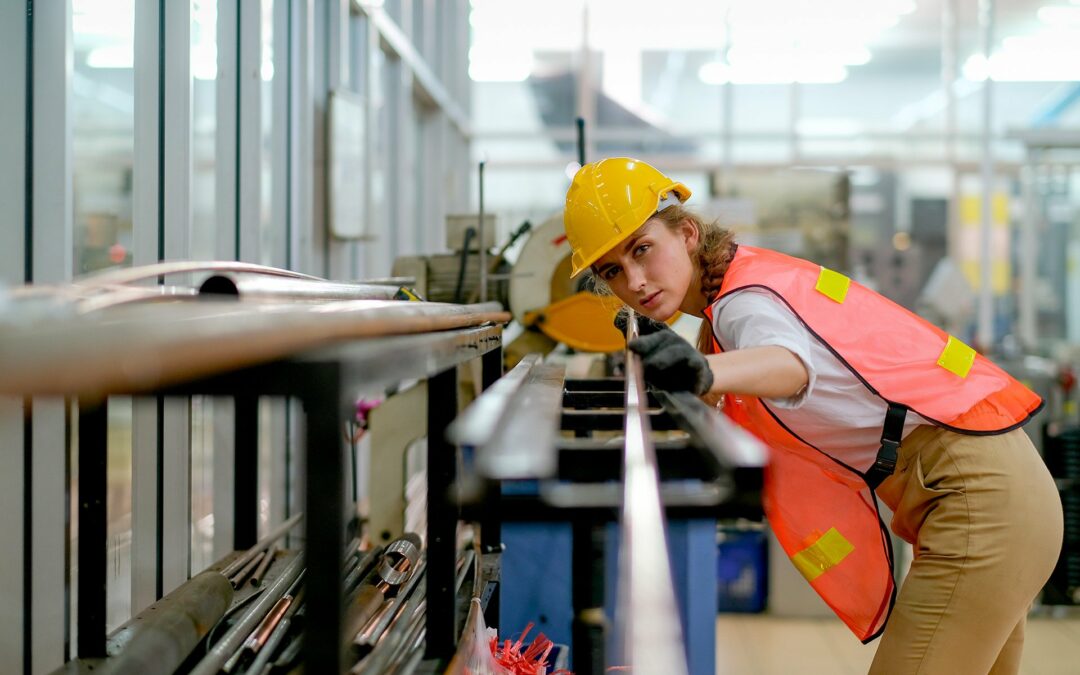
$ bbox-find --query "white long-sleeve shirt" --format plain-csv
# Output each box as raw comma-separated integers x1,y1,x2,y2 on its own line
710,288,928,473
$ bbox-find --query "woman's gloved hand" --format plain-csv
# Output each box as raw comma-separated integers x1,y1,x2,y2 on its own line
612,309,713,395
628,327,714,396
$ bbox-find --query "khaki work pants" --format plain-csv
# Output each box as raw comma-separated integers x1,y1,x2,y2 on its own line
870,425,1063,675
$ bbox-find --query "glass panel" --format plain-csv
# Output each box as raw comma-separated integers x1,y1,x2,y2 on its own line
191,0,219,261
106,398,133,632
190,396,215,573
73,0,136,275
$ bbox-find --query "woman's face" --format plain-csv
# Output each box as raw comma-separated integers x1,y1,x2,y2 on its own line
592,217,699,322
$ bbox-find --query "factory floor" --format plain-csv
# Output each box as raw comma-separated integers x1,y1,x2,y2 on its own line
714,613,1080,674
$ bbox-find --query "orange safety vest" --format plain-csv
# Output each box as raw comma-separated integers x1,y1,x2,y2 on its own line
702,245,1042,642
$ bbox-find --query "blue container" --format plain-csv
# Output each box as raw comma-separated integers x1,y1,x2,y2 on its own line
716,527,767,613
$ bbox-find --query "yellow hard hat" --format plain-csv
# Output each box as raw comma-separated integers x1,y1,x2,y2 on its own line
563,157,692,278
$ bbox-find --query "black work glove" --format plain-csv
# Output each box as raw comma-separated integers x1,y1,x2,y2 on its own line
628,329,714,396
613,309,670,337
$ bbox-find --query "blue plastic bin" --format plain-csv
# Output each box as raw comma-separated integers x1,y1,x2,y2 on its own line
716,526,768,613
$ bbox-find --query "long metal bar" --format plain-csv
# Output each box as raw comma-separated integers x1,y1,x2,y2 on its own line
446,353,539,448
0,300,509,397
447,353,565,480
652,390,767,473
478,160,487,303
105,570,234,673
76,400,108,658
615,314,689,674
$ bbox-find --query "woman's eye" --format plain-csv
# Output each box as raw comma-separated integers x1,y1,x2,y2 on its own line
634,244,650,256
603,267,620,281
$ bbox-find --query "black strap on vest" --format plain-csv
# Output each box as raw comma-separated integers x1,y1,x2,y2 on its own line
866,403,908,490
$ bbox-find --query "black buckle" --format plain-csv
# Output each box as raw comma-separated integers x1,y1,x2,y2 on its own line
866,438,900,489
866,403,908,490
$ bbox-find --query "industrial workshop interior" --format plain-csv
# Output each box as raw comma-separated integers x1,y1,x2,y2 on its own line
5,0,1080,674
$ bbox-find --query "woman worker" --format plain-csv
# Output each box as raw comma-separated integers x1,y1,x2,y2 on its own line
563,157,1063,674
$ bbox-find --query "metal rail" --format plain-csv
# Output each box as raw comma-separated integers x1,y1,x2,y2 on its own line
614,313,690,675
446,353,565,480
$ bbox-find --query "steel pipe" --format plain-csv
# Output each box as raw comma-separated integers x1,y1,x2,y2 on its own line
0,300,509,397
101,571,234,675
198,273,402,302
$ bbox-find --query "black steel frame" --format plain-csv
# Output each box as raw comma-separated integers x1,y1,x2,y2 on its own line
75,324,503,672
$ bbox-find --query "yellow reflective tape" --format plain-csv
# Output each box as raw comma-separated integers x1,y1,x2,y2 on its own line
815,267,850,304
791,527,854,582
937,335,976,379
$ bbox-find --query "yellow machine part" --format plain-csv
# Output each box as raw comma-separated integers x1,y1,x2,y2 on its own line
525,291,625,353
525,291,682,353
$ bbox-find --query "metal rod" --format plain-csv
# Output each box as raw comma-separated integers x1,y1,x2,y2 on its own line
478,160,487,303
614,314,690,674
250,544,277,587
245,585,304,675
354,559,427,649
576,116,586,165
230,551,266,589
219,513,303,579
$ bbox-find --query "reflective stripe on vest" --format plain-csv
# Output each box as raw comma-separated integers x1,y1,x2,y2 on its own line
703,245,1042,642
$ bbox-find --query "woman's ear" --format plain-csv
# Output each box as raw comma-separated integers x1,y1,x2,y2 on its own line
680,218,700,252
